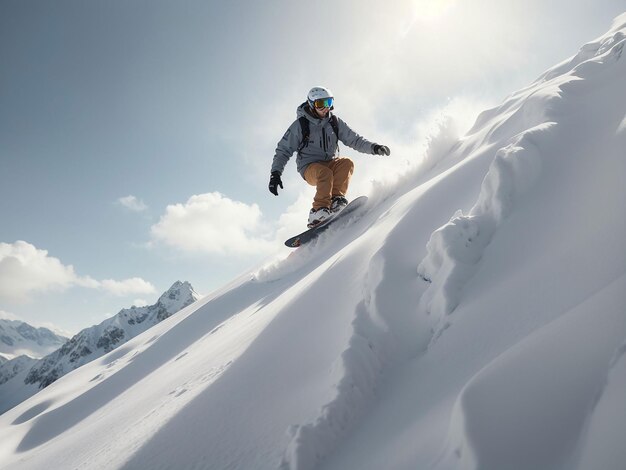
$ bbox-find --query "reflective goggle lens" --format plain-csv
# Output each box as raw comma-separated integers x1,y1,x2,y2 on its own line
313,97,334,109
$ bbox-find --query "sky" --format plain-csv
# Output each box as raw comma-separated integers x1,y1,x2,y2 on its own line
1,0,624,334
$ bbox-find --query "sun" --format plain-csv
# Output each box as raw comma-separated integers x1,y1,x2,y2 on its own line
411,0,456,22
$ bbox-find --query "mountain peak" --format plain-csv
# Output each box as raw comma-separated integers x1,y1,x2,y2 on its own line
156,281,200,314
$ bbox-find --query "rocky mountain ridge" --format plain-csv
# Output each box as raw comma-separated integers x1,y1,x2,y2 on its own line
0,319,69,360
0,281,199,414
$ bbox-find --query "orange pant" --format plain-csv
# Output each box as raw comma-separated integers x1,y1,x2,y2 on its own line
303,158,354,210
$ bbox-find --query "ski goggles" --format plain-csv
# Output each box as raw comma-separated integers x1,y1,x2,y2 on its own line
312,97,334,109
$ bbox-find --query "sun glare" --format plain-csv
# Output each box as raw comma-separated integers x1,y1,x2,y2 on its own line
411,0,456,22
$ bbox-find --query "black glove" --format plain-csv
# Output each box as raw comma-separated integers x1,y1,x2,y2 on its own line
268,171,283,196
372,144,391,156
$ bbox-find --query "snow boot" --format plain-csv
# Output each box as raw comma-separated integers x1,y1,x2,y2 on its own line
307,207,332,228
330,196,348,213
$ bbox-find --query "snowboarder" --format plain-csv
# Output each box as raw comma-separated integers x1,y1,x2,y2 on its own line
268,86,390,228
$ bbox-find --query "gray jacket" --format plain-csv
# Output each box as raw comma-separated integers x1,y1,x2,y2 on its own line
271,102,376,178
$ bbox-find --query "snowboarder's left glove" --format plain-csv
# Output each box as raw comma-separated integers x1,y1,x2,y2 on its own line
372,144,391,156
268,171,283,196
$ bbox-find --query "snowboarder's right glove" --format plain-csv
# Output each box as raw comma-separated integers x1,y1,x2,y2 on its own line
268,171,283,196
372,144,391,156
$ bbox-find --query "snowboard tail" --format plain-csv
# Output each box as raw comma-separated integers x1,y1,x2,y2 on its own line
284,196,368,248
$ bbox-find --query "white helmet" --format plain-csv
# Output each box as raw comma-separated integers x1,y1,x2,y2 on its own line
307,86,334,109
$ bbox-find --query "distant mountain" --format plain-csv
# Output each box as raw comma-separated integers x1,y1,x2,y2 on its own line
0,319,69,360
0,355,37,386
0,281,199,414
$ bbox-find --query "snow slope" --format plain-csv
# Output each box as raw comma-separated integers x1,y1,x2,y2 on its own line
0,14,624,470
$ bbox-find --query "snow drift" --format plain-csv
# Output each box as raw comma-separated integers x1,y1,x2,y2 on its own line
0,14,624,470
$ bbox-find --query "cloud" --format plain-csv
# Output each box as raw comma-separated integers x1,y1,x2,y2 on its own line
100,278,156,297
0,310,21,321
618,114,626,134
151,192,274,256
118,195,148,212
0,241,155,302
0,241,94,302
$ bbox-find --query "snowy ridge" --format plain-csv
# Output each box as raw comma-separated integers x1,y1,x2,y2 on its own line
280,254,389,470
425,17,626,470
280,304,384,470
540,15,625,83
417,16,625,340
417,123,548,334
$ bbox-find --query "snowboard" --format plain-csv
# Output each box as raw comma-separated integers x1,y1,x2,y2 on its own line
284,196,369,248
